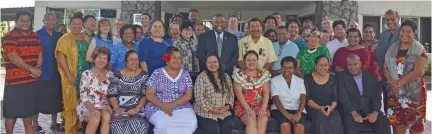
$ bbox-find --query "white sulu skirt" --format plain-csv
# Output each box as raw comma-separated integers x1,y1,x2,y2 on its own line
149,108,198,134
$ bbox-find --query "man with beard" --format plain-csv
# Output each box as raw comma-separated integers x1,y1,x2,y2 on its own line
326,20,348,59
197,14,239,75
141,13,152,38
237,18,277,72
189,9,210,32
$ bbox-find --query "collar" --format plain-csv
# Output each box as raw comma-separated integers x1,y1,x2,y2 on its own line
12,28,30,35
37,26,58,35
351,70,363,78
291,35,299,41
83,30,95,36
246,35,265,44
214,30,224,37
277,40,293,48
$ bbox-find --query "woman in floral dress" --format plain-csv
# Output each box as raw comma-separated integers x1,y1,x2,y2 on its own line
108,50,149,134
233,50,271,134
77,47,113,134
384,20,427,134
296,28,331,78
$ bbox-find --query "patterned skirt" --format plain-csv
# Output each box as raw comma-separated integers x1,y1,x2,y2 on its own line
110,117,149,134
386,78,427,132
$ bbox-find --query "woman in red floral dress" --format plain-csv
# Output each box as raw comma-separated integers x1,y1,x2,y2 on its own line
383,20,427,134
233,50,271,134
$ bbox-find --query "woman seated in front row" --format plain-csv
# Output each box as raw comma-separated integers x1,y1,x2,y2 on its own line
270,56,306,134
77,47,113,134
145,46,197,134
233,50,271,134
194,54,235,134
304,55,343,134
107,50,149,134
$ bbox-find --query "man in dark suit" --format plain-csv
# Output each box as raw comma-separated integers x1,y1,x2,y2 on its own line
338,54,390,134
375,9,401,114
197,14,239,75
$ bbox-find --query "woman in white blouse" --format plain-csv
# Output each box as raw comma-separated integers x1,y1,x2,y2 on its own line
270,56,306,134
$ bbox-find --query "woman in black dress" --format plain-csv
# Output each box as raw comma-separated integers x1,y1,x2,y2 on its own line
304,55,343,134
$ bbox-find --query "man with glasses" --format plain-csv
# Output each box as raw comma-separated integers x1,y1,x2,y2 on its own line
272,26,299,76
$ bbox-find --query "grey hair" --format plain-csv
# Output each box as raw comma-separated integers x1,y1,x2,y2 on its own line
212,14,225,24
43,12,56,20
346,54,361,64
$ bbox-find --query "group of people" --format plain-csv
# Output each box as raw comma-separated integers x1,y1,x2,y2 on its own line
1,7,428,134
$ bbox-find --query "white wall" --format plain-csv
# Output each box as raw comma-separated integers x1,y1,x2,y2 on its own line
35,1,121,9
33,6,46,30
358,1,431,17
191,9,279,21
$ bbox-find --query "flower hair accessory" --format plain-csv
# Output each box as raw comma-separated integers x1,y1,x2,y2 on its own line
162,53,171,63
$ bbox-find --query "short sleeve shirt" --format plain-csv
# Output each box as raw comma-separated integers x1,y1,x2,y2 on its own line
144,68,193,119
238,35,277,68
272,40,300,71
2,28,43,85
270,75,306,110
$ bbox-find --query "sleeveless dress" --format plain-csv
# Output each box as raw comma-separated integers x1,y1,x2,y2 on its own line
386,49,427,132
232,68,271,119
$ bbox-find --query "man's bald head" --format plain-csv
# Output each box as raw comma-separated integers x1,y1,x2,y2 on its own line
347,54,362,75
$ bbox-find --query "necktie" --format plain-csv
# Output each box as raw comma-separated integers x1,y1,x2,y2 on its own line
388,32,393,45
217,33,223,57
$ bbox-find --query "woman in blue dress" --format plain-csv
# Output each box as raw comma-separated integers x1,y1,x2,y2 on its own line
86,18,114,63
109,24,139,72
139,19,171,75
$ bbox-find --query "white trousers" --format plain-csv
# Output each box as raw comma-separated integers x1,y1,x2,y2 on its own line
149,108,197,134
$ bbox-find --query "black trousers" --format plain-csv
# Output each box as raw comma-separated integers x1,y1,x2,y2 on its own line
342,111,391,134
382,84,389,114
196,115,235,134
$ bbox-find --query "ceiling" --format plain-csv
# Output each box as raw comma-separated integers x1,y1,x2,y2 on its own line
167,1,313,11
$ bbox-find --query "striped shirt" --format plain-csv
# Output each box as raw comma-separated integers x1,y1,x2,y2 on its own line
2,28,43,85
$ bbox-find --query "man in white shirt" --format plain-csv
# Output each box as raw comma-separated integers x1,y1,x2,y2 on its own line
326,20,348,59
270,56,306,134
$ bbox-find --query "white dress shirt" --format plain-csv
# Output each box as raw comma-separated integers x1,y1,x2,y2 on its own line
270,75,306,110
326,38,348,60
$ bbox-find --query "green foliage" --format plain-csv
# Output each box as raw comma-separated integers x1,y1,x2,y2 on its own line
0,21,7,67
425,53,431,76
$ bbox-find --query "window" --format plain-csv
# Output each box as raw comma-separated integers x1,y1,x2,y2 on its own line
133,14,142,25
